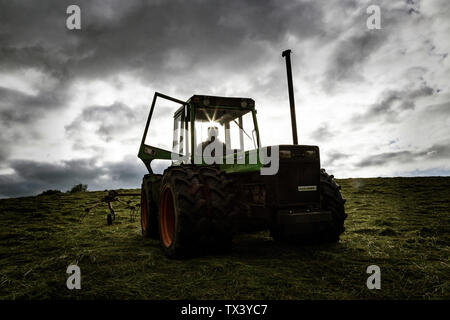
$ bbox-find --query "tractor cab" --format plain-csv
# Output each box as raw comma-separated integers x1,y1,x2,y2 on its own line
138,93,261,171
177,95,260,157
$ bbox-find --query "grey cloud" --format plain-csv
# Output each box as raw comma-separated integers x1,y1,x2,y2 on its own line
0,144,9,164
424,101,450,116
321,0,430,92
406,0,420,15
351,85,435,124
0,85,67,164
322,151,350,167
322,30,387,91
356,143,450,167
310,124,335,142
357,150,412,167
425,144,450,159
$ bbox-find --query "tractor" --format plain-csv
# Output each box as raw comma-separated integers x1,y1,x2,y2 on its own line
138,50,346,258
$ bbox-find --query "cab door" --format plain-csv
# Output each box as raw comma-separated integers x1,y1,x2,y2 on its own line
138,92,187,172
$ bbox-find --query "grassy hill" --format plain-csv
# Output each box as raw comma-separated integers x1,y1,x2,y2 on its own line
0,177,449,299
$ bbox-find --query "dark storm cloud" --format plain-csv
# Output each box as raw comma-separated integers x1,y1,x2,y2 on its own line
0,44,69,80
0,86,66,124
11,158,100,185
351,84,435,124
0,158,100,197
65,102,140,142
74,0,324,81
356,143,450,167
0,0,327,84
0,1,75,82
0,156,153,198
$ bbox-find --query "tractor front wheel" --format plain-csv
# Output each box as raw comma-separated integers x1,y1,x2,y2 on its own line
159,166,234,258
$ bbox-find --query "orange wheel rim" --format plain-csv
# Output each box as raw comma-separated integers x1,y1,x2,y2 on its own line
141,191,148,231
161,186,175,247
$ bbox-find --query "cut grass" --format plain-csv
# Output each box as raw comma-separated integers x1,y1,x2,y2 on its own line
0,177,449,299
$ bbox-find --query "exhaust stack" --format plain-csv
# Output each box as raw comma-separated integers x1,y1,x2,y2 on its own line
282,49,298,145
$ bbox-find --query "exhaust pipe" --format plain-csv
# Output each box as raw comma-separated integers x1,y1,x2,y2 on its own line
282,49,298,145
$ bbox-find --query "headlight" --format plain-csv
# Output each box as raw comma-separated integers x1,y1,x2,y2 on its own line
305,150,316,158
280,150,292,159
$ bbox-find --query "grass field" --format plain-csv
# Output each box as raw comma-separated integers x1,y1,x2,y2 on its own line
0,177,449,300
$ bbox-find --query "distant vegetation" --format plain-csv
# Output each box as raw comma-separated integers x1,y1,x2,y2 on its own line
37,190,62,196
68,184,88,194
38,184,88,196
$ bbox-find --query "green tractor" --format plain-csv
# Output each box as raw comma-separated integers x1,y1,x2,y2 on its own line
138,50,346,258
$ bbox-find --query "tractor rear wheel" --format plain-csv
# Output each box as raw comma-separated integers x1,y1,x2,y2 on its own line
159,165,234,258
319,168,347,242
141,174,160,239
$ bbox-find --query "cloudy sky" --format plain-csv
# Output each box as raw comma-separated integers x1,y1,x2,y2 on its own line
0,0,449,198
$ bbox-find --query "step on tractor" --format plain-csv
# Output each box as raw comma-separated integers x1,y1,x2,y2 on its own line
138,50,347,258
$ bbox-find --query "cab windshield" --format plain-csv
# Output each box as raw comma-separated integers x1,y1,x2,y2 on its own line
194,107,257,153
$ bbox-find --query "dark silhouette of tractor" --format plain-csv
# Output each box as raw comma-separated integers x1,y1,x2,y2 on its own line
138,50,346,258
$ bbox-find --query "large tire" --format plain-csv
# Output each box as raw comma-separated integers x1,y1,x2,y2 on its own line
319,168,347,242
141,174,161,239
159,165,234,258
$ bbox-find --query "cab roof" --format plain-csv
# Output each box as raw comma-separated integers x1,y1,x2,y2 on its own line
187,95,255,109
175,95,256,124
